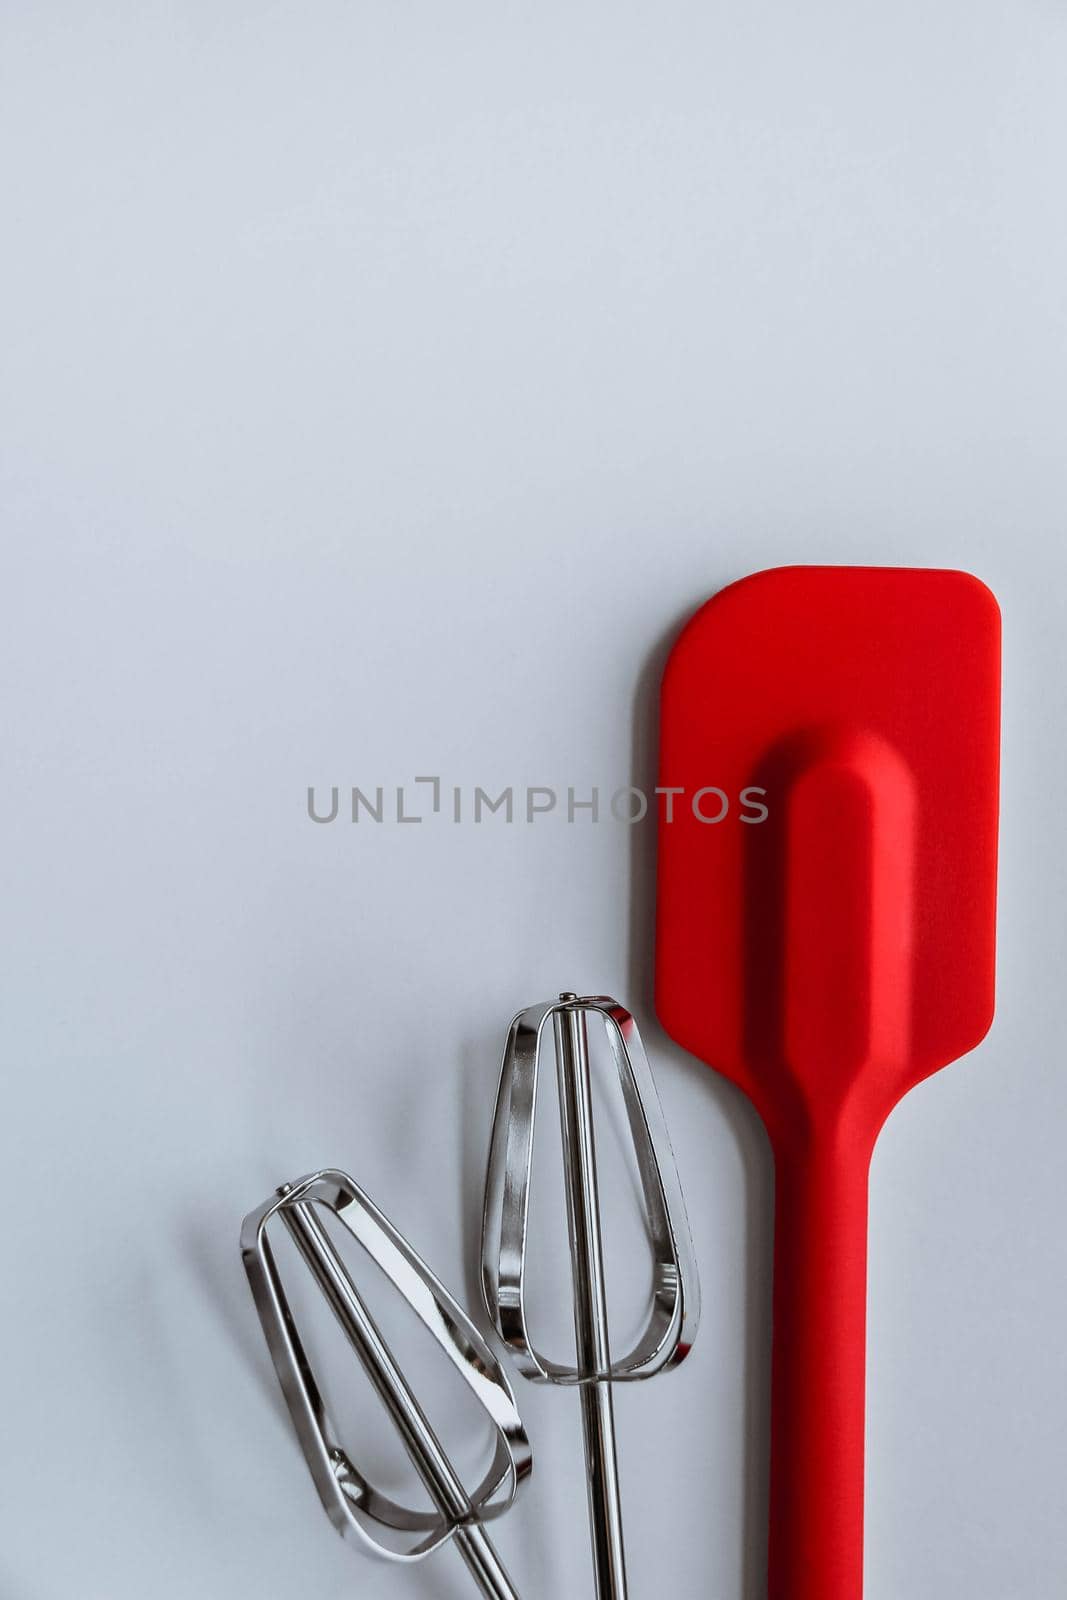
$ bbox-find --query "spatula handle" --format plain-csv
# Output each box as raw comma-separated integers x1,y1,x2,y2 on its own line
767,1135,872,1600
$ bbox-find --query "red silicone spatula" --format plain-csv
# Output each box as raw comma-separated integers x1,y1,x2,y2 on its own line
656,565,1000,1600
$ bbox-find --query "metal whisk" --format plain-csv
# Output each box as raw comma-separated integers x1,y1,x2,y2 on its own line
481,995,700,1599
242,1169,532,1599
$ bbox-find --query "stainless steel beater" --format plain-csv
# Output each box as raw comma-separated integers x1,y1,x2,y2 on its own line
242,1169,532,1600
481,994,700,1600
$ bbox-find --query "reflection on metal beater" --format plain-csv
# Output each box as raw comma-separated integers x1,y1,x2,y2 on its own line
482,995,700,1599
241,1170,532,1600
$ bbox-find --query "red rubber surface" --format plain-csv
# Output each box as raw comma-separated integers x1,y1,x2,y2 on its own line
656,565,1000,1599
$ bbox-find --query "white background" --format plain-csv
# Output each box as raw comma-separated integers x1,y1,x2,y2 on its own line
3,4,1066,1597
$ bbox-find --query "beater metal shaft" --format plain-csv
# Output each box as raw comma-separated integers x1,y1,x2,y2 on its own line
555,995,629,1600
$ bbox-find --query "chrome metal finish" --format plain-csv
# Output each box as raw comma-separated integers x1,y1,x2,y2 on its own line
482,996,700,1383
241,1169,531,1599
555,996,629,1600
481,995,699,1600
